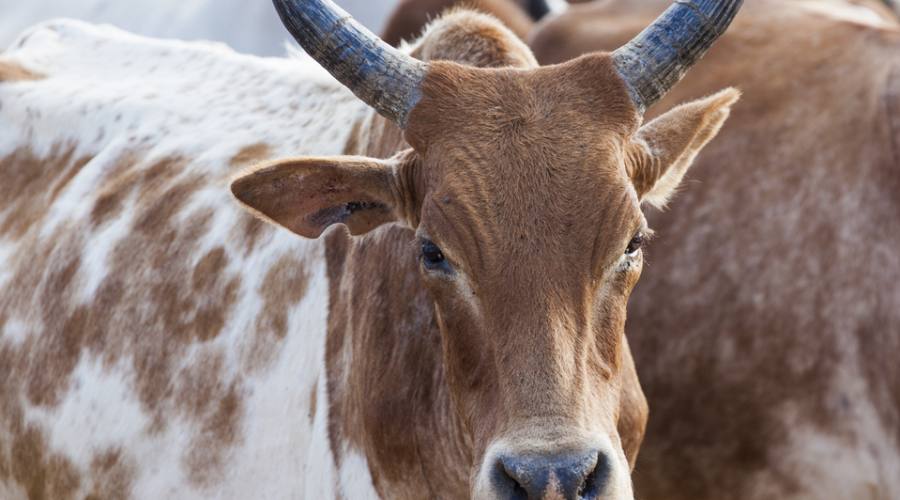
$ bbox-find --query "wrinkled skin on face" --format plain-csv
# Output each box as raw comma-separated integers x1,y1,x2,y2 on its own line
232,12,737,499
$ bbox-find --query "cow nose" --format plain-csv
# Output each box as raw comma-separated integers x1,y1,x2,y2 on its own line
495,451,609,499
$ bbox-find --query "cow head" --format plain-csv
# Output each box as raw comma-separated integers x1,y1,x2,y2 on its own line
232,1,741,498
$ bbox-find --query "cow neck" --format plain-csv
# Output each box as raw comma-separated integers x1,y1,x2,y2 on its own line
321,113,473,497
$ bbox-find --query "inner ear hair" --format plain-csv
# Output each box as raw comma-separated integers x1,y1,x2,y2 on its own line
628,88,741,209
230,152,418,239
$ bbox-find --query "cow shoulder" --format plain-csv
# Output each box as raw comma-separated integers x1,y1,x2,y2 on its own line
1,19,362,499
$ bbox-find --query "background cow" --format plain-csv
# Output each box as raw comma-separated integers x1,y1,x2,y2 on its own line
380,0,554,46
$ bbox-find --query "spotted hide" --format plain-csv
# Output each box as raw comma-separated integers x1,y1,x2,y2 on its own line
0,19,371,499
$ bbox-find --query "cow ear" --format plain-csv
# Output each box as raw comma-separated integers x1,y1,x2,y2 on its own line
627,88,740,208
231,150,419,238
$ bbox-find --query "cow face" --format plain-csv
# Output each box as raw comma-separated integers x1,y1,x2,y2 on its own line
233,0,742,498
232,51,737,498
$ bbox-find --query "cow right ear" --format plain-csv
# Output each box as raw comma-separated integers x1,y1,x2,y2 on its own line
231,150,420,238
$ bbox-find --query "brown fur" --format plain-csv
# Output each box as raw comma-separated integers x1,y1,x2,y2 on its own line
0,145,93,239
85,448,136,500
241,255,310,373
234,11,737,499
9,425,80,500
229,142,272,167
0,61,42,82
528,0,900,498
382,0,536,46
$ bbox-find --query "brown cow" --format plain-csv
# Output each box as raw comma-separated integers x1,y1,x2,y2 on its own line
524,0,900,498
381,0,552,46
235,0,744,498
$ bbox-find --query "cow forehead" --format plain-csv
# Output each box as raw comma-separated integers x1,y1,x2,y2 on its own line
416,98,641,274
409,55,640,143
418,167,640,297
425,163,637,236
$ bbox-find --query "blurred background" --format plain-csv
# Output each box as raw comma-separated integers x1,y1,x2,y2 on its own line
0,0,403,55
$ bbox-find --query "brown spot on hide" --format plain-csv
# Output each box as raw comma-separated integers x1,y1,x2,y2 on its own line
232,212,271,256
85,448,136,500
10,425,80,500
193,247,228,292
25,252,85,407
183,382,244,486
0,60,43,82
229,143,272,167
242,255,310,372
133,168,203,234
308,378,318,423
0,145,93,239
176,349,244,486
175,349,227,422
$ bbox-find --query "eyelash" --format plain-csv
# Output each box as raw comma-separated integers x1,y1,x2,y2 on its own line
419,238,453,273
625,233,644,255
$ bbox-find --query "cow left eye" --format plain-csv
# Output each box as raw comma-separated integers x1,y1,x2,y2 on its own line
421,239,449,271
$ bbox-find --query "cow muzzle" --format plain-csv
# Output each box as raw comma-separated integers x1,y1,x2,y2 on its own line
494,449,608,499
474,437,633,500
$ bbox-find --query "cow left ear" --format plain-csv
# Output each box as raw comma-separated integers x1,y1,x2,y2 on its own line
231,150,420,238
627,88,740,208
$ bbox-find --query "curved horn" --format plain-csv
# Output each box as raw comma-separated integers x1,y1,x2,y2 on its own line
613,0,743,113
273,0,427,127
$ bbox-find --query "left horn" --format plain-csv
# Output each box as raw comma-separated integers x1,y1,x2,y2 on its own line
273,0,427,127
612,0,744,113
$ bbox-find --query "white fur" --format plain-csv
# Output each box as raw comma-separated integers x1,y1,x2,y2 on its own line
339,448,381,500
797,0,897,28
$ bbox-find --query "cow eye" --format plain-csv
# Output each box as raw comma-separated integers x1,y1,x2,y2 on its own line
625,233,644,255
421,239,449,271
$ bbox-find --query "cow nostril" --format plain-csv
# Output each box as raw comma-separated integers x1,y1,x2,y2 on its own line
577,453,605,499
496,460,529,500
495,451,608,500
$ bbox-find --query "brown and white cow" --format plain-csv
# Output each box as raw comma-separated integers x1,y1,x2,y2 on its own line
1,0,742,498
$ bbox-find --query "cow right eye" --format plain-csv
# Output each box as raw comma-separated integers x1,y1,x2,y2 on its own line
625,233,644,255
421,240,449,271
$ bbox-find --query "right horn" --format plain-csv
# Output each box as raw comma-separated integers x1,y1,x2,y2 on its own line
612,0,744,113
273,0,427,127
